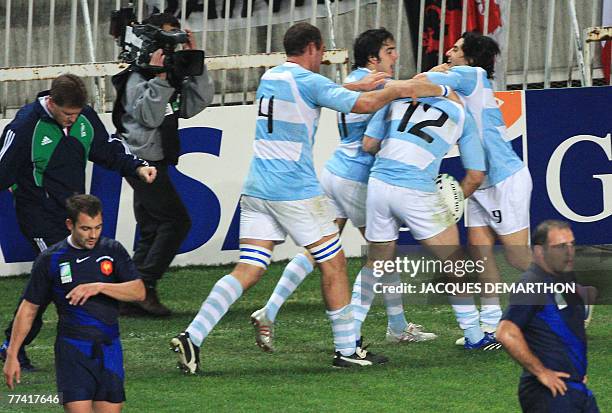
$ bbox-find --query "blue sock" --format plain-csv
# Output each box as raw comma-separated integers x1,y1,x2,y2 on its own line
264,253,313,322
186,274,243,347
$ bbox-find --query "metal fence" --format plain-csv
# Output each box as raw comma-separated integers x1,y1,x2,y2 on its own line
0,0,608,114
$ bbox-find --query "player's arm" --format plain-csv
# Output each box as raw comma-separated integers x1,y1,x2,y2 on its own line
497,320,570,397
87,110,157,183
343,72,389,91
3,300,38,389
66,279,146,305
362,135,381,155
0,126,27,190
362,104,389,155
461,170,485,198
458,112,486,198
351,78,451,114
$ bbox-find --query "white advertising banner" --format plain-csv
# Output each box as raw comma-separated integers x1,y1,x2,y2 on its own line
0,105,364,276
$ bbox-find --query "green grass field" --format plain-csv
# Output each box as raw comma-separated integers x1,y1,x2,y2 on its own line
0,258,610,412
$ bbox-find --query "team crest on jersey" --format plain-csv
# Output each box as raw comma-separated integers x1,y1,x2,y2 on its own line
100,260,113,276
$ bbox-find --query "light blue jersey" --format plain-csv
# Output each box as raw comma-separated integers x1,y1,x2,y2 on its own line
242,62,360,201
366,97,486,193
324,67,375,184
426,66,524,187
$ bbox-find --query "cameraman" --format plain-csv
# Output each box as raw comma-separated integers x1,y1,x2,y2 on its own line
114,13,214,316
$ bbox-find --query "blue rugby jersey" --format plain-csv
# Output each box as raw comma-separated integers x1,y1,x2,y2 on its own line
426,66,524,188
502,265,588,383
324,67,376,184
242,62,360,201
23,237,140,341
365,96,485,192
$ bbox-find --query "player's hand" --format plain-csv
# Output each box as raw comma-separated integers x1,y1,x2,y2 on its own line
137,166,157,184
536,368,570,397
66,283,104,306
3,355,21,390
351,72,389,91
429,63,451,73
183,29,196,50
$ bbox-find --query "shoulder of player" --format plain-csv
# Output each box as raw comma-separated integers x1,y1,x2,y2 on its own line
7,102,43,137
344,67,369,84
450,65,483,76
96,237,129,255
33,240,69,266
78,105,100,120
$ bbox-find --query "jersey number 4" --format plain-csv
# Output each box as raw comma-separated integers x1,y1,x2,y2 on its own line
258,96,275,133
397,102,449,143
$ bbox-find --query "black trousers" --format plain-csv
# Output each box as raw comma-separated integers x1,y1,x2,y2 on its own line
5,235,63,347
125,163,191,287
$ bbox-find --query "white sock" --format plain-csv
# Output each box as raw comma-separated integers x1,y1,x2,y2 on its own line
480,297,502,328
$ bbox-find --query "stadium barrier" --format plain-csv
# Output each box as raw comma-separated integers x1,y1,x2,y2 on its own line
1,86,611,276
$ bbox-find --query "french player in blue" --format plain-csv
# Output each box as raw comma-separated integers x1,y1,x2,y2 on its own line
416,32,534,344
497,221,600,413
362,91,502,350
3,194,145,413
250,28,438,352
171,22,425,372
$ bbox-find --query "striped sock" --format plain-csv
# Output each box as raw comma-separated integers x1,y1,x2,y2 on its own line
264,253,313,322
449,297,483,344
480,297,502,328
350,267,376,338
382,272,408,334
186,274,243,347
327,305,356,356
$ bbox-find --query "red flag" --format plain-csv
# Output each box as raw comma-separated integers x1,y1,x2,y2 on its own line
416,0,503,71
603,0,612,83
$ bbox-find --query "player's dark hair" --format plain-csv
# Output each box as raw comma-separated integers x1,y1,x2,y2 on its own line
531,220,572,246
143,12,180,29
352,28,395,70
66,194,103,223
50,74,88,108
283,22,322,57
460,31,500,79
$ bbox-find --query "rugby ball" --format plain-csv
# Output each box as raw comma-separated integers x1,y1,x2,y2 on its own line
435,173,464,223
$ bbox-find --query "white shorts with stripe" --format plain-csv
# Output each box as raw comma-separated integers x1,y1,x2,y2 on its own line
319,168,367,228
239,194,338,247
365,177,455,242
465,166,532,235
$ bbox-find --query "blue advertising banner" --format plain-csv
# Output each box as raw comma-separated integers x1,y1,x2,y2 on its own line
526,86,612,244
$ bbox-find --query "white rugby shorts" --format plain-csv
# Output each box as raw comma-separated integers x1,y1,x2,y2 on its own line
320,168,367,228
240,194,338,247
465,166,532,235
365,177,455,242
